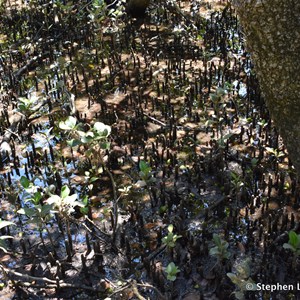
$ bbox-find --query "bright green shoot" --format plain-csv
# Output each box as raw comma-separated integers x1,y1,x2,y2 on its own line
283,230,300,256
20,176,42,205
209,233,230,260
162,224,182,248
136,160,156,188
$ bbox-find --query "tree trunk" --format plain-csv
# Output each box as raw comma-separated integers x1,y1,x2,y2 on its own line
232,0,300,174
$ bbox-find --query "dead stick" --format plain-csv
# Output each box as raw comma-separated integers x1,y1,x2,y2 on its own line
0,266,102,292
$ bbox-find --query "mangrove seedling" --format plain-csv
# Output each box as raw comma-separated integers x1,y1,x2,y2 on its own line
227,258,257,300
209,233,230,261
58,117,120,241
283,230,300,256
17,93,41,116
18,176,57,252
265,147,285,162
162,224,182,249
138,160,155,184
165,262,180,281
45,185,84,218
45,185,84,257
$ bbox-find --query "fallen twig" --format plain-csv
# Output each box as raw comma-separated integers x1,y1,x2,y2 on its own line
0,265,104,292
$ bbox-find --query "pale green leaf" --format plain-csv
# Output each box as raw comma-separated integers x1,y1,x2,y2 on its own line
0,220,15,230
59,116,77,130
93,122,111,136
61,186,70,199
168,224,174,233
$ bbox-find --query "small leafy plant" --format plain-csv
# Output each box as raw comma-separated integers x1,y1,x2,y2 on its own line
18,176,54,227
45,185,85,257
17,176,56,252
162,224,182,248
17,94,40,115
165,262,180,281
137,160,155,185
58,116,121,241
283,230,300,256
231,172,244,193
209,233,230,261
227,258,257,300
59,116,111,150
265,147,285,161
45,185,84,218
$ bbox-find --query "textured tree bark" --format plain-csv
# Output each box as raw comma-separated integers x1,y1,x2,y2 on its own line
232,0,300,174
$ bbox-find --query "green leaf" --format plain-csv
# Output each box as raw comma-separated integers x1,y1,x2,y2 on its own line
81,135,94,144
212,233,222,247
90,177,99,183
61,186,70,199
288,231,299,249
0,239,9,253
18,103,27,111
64,194,79,205
227,272,240,285
17,207,36,217
166,262,180,274
41,204,53,216
222,241,229,249
67,139,82,147
0,220,15,230
159,205,168,214
166,262,174,273
20,176,30,189
82,195,89,205
59,116,77,130
32,192,42,205
100,142,110,149
93,122,111,137
45,195,61,206
165,262,180,281
283,243,296,252
209,246,220,256
234,291,245,300
236,260,251,279
168,224,174,233
80,206,89,215
139,160,151,173
167,275,177,281
173,234,182,240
